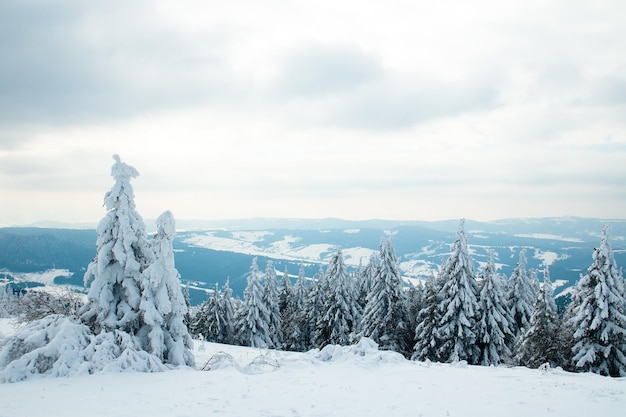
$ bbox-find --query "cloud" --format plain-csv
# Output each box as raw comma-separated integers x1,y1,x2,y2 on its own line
0,0,240,127
274,44,383,97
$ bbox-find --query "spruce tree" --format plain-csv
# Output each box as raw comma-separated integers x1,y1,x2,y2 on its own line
278,266,291,314
263,260,283,349
362,238,409,353
435,219,481,364
194,285,222,342
413,272,442,361
405,282,423,343
517,265,562,368
237,257,272,348
138,211,194,366
318,249,362,346
81,155,155,335
569,226,626,377
507,249,535,339
357,254,377,310
476,252,514,366
308,265,328,348
219,279,236,345
283,264,309,351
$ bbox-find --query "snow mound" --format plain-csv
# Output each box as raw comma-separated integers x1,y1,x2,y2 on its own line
0,316,168,383
312,337,406,364
200,351,280,374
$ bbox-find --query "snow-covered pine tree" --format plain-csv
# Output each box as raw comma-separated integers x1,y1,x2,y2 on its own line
279,266,293,314
283,264,310,351
318,249,362,346
507,249,535,340
193,285,222,342
308,264,329,348
182,284,192,328
263,260,283,349
219,279,236,345
517,264,562,368
568,226,626,377
435,219,481,364
138,211,194,366
413,272,442,361
356,254,377,310
476,252,514,366
362,237,409,354
237,257,272,348
81,155,155,335
405,282,423,344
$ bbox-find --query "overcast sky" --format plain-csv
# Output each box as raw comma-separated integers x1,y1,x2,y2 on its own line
1,0,625,226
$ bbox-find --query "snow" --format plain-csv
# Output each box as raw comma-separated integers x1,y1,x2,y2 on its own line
341,246,377,266
533,249,560,266
0,324,624,417
1,269,73,286
515,233,584,243
183,232,338,263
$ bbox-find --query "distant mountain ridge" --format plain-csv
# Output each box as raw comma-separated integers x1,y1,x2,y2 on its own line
1,217,625,306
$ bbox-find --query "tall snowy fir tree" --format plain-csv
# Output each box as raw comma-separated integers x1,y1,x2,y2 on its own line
318,249,362,346
413,272,442,361
263,261,283,349
568,226,626,376
476,252,514,366
138,211,194,366
219,279,236,345
81,155,155,335
435,219,481,364
507,249,535,339
356,254,377,309
362,238,409,354
279,266,293,315
192,285,222,342
283,264,310,351
517,265,561,368
237,257,272,348
308,265,329,348
405,282,423,341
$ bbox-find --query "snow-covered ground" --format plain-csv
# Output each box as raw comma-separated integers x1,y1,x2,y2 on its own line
0,319,624,417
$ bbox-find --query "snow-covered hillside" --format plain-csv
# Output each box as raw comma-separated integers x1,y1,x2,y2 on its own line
0,318,624,417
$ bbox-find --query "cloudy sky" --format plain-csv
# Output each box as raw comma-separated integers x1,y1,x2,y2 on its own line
1,0,625,226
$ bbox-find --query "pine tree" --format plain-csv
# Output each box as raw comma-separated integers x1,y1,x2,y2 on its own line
517,265,562,368
219,279,236,345
405,282,423,343
318,249,362,346
308,265,328,348
476,252,514,366
263,260,282,349
182,284,192,329
81,155,155,335
568,226,626,377
279,266,293,314
413,272,442,361
237,257,272,348
356,254,377,310
194,285,222,342
362,237,409,353
435,219,481,364
507,249,535,340
283,264,309,351
138,211,194,366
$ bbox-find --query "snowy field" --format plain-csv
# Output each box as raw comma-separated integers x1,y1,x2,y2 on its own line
0,319,624,417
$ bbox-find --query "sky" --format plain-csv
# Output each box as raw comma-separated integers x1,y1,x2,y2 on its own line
1,0,625,226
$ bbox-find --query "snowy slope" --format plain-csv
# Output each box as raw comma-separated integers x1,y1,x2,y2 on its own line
0,319,624,417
